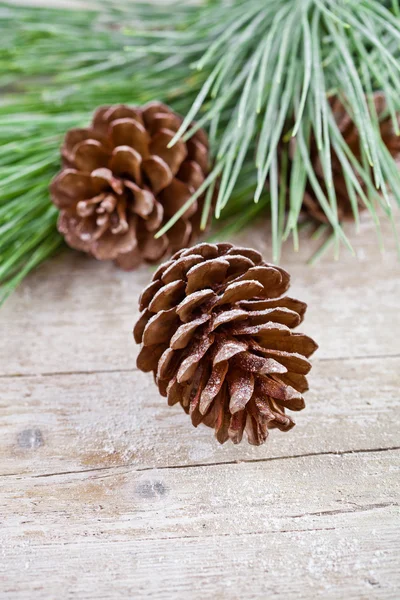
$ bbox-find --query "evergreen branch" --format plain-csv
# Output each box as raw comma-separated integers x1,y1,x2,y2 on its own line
1,0,400,301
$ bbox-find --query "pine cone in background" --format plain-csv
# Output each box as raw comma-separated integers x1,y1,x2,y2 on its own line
134,243,318,446
50,103,210,269
295,93,400,223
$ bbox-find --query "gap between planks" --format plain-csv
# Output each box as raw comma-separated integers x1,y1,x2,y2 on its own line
2,445,399,481
1,352,400,380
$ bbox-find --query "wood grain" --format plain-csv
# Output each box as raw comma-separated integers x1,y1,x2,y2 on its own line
1,213,400,599
1,451,399,599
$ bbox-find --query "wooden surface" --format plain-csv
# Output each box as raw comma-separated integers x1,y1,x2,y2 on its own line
1,215,400,599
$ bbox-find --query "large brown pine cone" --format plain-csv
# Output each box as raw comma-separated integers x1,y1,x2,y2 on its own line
50,103,210,269
299,93,400,223
134,243,318,446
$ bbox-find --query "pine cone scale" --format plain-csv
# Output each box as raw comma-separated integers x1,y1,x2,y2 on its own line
134,243,318,445
199,361,229,416
228,369,254,414
170,314,210,350
110,118,149,152
176,289,216,322
214,338,248,364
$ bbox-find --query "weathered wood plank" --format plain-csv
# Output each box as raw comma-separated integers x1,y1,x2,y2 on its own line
1,356,399,476
1,216,399,377
1,451,399,599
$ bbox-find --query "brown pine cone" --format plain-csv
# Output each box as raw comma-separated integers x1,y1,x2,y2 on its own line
134,242,318,446
50,102,210,269
299,93,400,223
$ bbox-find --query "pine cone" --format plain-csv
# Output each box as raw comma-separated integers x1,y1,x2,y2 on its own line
297,93,400,223
50,103,210,269
134,243,318,446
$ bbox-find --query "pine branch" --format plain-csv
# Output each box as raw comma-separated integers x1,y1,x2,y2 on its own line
1,0,400,302
136,0,400,254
